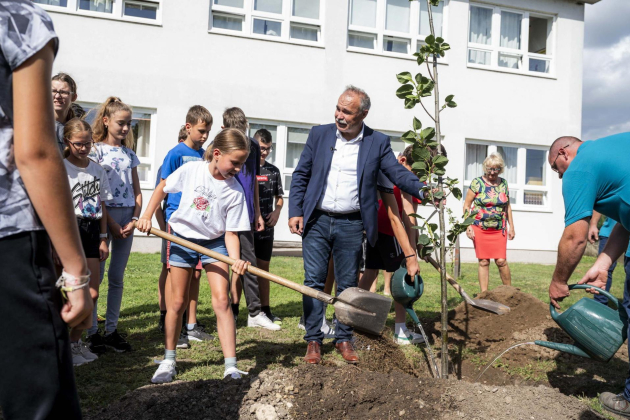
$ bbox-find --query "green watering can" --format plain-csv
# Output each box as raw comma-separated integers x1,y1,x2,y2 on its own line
391,264,440,378
535,284,628,362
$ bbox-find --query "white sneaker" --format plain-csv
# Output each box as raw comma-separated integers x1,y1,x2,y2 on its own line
71,342,89,366
223,366,248,379
298,316,305,331
151,359,177,384
247,313,281,331
79,339,98,362
395,331,425,345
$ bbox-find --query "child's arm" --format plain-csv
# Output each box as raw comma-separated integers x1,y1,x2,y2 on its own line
121,167,142,237
265,195,284,227
136,179,168,233
254,178,265,232
155,201,166,231
99,207,110,262
381,193,419,277
225,231,250,276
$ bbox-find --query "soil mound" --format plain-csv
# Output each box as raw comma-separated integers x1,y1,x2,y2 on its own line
353,331,418,376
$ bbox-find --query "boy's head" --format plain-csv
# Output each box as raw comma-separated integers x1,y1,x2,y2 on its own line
222,107,248,134
254,128,272,164
185,105,213,149
398,144,447,171
178,125,187,143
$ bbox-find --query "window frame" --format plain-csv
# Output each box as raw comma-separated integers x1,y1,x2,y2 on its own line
347,0,450,62
467,3,556,78
33,0,163,25
463,140,552,212
209,0,325,48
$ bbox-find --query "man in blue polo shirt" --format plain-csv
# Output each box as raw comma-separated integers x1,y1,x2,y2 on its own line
546,132,630,418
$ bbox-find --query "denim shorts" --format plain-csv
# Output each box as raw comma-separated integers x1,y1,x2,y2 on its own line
168,231,227,268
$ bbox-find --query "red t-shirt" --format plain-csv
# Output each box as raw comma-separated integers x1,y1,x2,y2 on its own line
377,186,422,237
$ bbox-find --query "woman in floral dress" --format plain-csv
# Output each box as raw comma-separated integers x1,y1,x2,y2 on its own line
463,153,515,292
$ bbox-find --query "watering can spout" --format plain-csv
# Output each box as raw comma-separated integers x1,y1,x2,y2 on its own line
534,340,592,359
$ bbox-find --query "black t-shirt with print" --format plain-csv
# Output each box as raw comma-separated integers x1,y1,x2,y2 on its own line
257,161,284,230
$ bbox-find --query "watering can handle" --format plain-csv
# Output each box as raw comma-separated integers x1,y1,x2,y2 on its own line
549,284,619,321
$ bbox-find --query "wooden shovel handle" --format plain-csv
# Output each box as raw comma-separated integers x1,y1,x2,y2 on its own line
426,255,464,294
139,224,335,304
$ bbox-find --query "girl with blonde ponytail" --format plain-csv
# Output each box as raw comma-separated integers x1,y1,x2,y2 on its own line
86,96,141,354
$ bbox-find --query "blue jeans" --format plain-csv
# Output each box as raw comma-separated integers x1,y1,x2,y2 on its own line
594,236,617,305
302,210,364,345
88,207,134,335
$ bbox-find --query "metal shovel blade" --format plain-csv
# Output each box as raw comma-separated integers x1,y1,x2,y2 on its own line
332,287,392,336
460,289,511,315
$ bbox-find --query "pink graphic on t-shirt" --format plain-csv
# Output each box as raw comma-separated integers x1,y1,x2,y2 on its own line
192,196,210,212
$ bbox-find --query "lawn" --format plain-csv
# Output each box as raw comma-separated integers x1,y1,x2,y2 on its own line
76,253,626,413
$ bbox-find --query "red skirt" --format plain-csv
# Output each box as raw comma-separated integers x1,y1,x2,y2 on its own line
472,225,507,259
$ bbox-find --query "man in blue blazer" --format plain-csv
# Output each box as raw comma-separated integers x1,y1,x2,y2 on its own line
289,86,424,364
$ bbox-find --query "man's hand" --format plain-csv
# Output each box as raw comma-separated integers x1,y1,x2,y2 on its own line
578,263,610,294
136,217,152,233
61,286,93,329
265,209,281,228
99,239,109,262
256,213,265,232
406,257,420,279
587,224,599,244
289,217,304,235
549,280,570,310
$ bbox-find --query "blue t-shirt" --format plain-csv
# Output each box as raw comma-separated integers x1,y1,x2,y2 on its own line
161,142,204,221
236,136,261,225
562,133,630,233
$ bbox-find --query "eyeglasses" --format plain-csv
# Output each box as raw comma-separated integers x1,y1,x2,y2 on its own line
487,167,501,173
551,144,570,173
69,141,93,149
260,146,273,153
52,89,73,97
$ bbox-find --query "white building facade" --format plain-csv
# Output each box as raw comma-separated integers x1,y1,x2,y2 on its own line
38,0,600,263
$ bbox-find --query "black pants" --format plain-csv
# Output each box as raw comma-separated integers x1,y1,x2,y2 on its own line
0,231,82,420
238,229,261,316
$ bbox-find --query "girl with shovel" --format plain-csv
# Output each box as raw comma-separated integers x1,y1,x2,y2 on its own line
137,128,252,383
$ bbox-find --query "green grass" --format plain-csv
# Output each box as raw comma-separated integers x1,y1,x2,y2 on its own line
76,254,626,413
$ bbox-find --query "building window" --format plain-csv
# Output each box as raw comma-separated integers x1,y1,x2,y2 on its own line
347,0,448,58
210,0,324,45
34,0,161,24
464,141,550,209
468,3,554,76
80,103,157,187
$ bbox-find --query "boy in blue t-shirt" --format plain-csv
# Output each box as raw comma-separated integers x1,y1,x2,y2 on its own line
156,106,214,343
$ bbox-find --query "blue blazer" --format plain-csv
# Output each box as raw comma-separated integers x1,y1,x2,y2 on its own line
289,123,424,247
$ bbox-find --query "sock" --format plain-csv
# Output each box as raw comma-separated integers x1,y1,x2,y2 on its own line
224,357,237,371
231,304,239,317
187,323,196,331
395,323,409,337
160,310,167,316
262,305,271,318
165,349,176,362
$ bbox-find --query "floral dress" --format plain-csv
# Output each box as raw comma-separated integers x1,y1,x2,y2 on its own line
469,177,509,232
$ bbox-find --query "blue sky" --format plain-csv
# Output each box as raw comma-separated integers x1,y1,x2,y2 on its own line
582,0,630,140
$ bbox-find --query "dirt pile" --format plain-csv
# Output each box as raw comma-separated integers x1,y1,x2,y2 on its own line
352,331,418,376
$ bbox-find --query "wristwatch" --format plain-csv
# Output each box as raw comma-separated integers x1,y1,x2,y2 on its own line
131,216,139,221
99,233,108,239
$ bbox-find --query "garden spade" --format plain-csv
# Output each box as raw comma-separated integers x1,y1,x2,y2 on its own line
426,256,510,315
142,226,391,335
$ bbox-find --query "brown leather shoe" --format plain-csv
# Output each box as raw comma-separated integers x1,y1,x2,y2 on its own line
304,341,321,364
335,341,359,364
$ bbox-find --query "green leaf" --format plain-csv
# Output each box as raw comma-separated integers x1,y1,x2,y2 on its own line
429,223,438,232
420,127,435,140
436,37,444,43
418,175,428,182
434,167,446,176
418,234,431,246
396,84,414,99
412,147,431,163
433,155,448,166
434,191,445,199
447,101,457,108
396,71,413,84
413,117,422,131
452,187,462,200
412,161,426,171
425,34,435,45
445,94,454,102
442,43,450,51
416,54,425,65
408,213,423,219
404,98,417,109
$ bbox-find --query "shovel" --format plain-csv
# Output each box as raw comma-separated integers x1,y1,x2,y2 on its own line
426,256,510,315
142,226,392,335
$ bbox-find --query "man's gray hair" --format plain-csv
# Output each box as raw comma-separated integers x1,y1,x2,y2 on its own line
343,85,371,113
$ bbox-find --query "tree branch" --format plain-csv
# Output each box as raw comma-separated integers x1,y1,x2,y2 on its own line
420,99,436,122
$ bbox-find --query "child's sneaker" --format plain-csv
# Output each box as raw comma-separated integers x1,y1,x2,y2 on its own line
298,316,305,331
151,359,176,384
223,366,248,380
86,330,106,354
187,325,214,342
103,329,132,352
176,330,190,349
395,331,425,345
71,342,89,366
79,339,98,362
247,313,281,331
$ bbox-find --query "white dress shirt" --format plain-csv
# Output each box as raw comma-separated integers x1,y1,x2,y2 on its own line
317,126,364,213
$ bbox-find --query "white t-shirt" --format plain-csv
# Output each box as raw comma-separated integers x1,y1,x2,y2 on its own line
64,160,113,220
89,143,140,207
164,161,251,240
